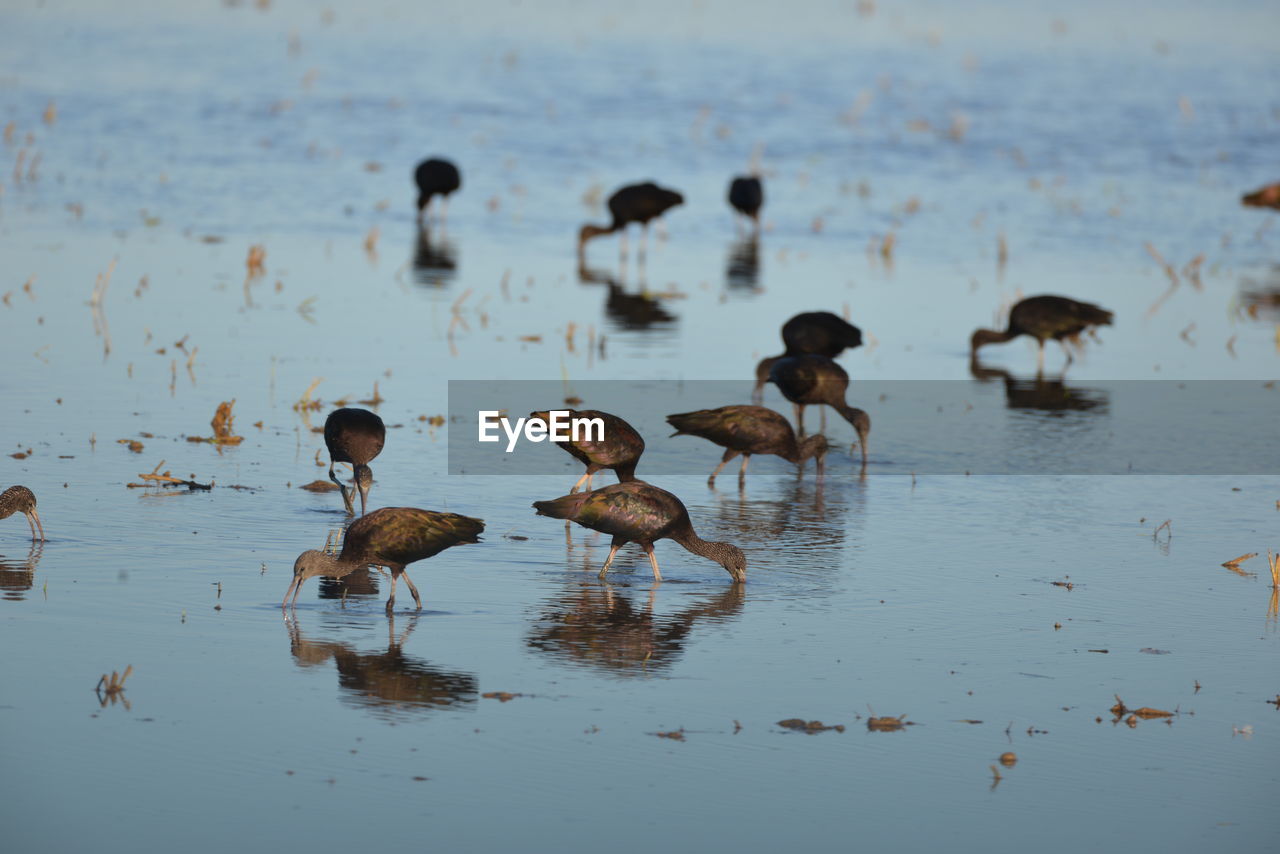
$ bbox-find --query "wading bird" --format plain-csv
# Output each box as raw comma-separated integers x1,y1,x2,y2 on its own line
754,311,863,402
578,182,684,261
727,175,764,230
667,405,827,484
769,355,870,469
969,295,1114,373
324,407,386,516
530,409,644,493
0,485,44,541
533,481,745,583
414,158,462,223
284,507,484,615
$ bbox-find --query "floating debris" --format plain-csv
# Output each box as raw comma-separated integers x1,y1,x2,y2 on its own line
117,439,144,453
999,752,1017,767
299,480,341,492
866,713,913,732
653,729,686,741
777,718,846,734
187,400,244,445
95,666,132,709
128,460,212,491
481,691,524,702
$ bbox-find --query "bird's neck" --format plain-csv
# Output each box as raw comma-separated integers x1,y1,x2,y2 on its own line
973,327,1017,349
672,528,728,562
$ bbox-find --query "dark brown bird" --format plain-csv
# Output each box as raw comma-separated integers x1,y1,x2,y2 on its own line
754,311,863,402
1242,183,1280,210
727,175,764,228
324,407,385,516
414,158,462,223
667,405,828,484
769,355,870,469
578,182,684,261
284,507,484,615
533,481,745,583
0,485,44,541
530,409,644,493
970,295,1114,372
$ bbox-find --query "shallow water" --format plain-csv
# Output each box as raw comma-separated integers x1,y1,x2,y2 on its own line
2,2,1279,852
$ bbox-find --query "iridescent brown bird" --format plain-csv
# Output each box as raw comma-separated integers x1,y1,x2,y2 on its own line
578,182,684,261
414,157,462,223
530,409,644,493
769,354,870,469
324,407,385,516
970,295,1114,373
1242,182,1280,210
727,175,764,230
0,485,44,541
754,311,863,403
533,481,745,583
667,405,827,484
284,507,484,615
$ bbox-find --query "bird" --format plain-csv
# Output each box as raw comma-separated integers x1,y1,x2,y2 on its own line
754,311,863,402
666,405,828,484
578,182,684,261
727,175,764,230
769,355,870,469
284,507,484,615
1242,183,1280,210
323,407,386,516
533,481,745,583
530,409,644,493
970,295,1114,373
414,158,462,223
0,485,44,541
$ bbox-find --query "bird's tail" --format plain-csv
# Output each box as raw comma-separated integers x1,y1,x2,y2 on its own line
666,410,714,437
533,493,589,520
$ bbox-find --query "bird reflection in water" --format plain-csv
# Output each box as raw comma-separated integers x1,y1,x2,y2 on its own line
1238,265,1280,325
525,579,744,676
0,542,43,602
969,358,1108,413
725,236,761,292
286,615,477,718
577,262,677,331
411,225,458,288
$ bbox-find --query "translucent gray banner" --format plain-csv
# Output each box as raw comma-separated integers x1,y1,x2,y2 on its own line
447,379,1280,475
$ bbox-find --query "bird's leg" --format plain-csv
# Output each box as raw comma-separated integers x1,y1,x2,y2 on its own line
399,569,423,612
794,403,806,436
642,543,663,582
439,196,449,228
639,222,649,262
819,407,827,434
1059,340,1075,370
598,542,623,579
1036,341,1046,377
709,449,738,485
739,454,750,478
329,463,353,515
570,470,592,494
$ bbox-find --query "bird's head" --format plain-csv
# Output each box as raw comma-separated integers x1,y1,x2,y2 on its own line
799,433,829,464
292,550,336,583
284,549,339,609
578,224,610,252
718,543,747,584
353,464,374,514
970,327,1006,355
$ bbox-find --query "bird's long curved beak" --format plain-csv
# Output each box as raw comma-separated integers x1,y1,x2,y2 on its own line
28,509,45,542
282,575,300,609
